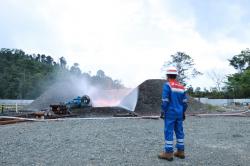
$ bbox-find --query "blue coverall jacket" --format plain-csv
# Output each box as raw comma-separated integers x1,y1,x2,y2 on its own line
161,79,188,152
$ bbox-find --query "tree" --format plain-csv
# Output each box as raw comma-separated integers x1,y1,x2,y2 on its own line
46,56,54,65
226,70,250,98
70,63,81,75
207,70,225,91
41,54,46,63
225,48,250,98
35,54,41,62
0,49,60,99
0,48,126,99
229,48,250,72
162,52,202,85
186,85,194,95
194,87,202,98
59,57,67,68
96,70,105,78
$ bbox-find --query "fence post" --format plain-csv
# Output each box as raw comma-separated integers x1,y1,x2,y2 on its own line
16,103,18,113
1,105,3,114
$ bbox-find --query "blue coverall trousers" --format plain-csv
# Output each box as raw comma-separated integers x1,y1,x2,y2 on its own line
164,116,184,153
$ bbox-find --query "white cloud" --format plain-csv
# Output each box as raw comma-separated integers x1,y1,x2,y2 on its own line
0,0,249,89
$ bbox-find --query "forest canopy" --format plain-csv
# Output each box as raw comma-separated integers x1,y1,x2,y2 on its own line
0,48,124,99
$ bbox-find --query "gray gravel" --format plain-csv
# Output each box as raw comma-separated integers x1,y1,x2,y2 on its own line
1,116,250,166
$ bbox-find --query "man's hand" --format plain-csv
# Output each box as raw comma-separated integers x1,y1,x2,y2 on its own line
183,112,186,121
160,112,165,119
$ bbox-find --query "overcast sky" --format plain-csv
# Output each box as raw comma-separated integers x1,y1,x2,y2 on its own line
1,0,250,89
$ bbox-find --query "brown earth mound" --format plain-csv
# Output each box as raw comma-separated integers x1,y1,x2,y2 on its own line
121,79,208,116
121,79,165,116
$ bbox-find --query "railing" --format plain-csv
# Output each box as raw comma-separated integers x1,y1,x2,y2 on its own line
194,98,250,107
0,104,25,113
0,100,33,114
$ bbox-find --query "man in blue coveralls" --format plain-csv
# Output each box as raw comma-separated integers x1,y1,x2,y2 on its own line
158,66,188,161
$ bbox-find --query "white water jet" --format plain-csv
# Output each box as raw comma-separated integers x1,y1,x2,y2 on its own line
118,87,139,111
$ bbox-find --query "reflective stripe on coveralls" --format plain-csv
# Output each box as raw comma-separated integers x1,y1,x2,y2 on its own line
162,98,169,102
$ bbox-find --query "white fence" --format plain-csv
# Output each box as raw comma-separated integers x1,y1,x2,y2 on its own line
0,100,34,113
195,98,250,106
0,99,33,105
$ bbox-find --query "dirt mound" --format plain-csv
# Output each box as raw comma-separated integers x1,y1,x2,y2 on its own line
121,79,208,116
121,79,165,116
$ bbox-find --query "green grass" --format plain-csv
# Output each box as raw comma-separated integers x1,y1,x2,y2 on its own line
205,104,226,112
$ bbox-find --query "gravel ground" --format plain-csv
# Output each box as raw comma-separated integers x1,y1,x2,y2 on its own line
1,116,250,166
